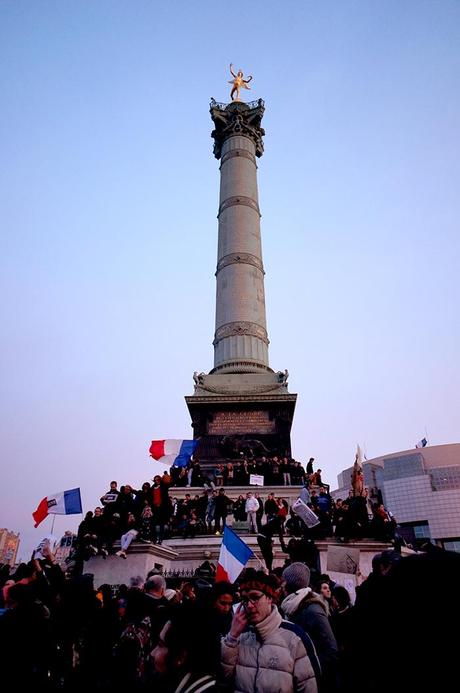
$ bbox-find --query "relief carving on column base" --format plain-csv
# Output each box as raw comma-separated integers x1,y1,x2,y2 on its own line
210,360,272,375
194,381,288,396
191,369,289,396
213,321,269,346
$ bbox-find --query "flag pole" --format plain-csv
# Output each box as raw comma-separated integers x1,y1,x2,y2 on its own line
252,549,266,571
51,515,56,534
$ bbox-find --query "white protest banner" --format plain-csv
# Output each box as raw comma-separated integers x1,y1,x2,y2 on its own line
326,545,360,574
34,534,58,560
249,474,264,486
292,497,320,528
101,492,118,504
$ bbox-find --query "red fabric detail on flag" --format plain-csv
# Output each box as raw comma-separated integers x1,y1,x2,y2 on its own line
215,564,230,583
33,497,49,528
149,440,165,460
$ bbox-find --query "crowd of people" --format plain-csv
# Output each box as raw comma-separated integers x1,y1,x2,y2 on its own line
2,456,432,691
168,456,314,488
1,540,459,692
69,457,396,572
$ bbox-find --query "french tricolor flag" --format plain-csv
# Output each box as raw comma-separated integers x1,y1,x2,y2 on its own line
33,488,82,528
216,526,254,583
149,439,198,470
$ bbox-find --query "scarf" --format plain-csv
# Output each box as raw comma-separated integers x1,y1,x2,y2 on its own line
254,605,283,642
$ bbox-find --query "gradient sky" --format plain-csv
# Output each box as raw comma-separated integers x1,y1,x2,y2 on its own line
1,1,459,560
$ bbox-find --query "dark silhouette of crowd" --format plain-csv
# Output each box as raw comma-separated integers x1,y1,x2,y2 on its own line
1,541,458,692
2,456,436,691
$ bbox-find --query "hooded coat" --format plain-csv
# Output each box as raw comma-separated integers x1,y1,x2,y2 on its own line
281,588,339,692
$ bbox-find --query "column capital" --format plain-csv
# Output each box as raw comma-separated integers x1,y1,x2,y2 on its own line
210,98,265,160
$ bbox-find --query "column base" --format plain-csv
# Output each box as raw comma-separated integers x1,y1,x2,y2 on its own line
185,378,297,463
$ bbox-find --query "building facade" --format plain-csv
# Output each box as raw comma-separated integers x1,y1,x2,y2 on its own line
333,443,460,550
54,531,77,569
0,528,20,566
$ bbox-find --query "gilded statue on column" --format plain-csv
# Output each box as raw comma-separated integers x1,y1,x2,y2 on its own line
228,63,253,101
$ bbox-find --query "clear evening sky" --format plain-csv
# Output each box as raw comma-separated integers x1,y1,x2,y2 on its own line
1,1,459,560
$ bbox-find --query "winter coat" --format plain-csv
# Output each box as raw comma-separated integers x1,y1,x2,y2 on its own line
281,588,338,692
221,606,318,693
150,481,171,523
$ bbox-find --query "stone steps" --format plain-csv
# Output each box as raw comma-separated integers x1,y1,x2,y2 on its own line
169,484,305,502
85,536,398,596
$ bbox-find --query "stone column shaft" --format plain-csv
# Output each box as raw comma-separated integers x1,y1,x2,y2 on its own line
210,99,270,374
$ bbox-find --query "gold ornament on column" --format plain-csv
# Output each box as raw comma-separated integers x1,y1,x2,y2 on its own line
228,63,253,101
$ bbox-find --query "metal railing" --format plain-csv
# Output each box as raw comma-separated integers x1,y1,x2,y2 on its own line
163,568,208,578
210,98,265,111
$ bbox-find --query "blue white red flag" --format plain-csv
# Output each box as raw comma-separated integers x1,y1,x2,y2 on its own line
33,488,82,528
216,526,254,583
149,439,198,469
415,437,428,449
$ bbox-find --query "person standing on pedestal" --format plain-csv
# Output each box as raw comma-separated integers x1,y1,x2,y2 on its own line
265,492,278,521
214,488,231,534
214,464,224,487
282,457,292,486
255,492,264,532
150,475,170,545
246,492,259,533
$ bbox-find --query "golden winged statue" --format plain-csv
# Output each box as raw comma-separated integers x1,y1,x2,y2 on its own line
228,63,253,101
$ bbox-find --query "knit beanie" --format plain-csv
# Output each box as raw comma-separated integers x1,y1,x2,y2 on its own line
239,570,278,599
282,562,311,591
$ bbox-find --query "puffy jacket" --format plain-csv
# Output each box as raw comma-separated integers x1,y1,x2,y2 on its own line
221,606,318,693
281,588,339,692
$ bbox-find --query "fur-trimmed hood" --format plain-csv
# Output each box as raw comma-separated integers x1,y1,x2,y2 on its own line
281,587,328,619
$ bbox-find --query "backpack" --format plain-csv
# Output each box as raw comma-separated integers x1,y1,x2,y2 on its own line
114,616,151,679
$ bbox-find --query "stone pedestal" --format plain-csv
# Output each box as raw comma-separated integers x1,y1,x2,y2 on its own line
186,389,296,461
84,543,179,587
85,534,408,602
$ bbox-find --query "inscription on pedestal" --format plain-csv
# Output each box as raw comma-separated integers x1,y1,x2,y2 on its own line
208,410,275,435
